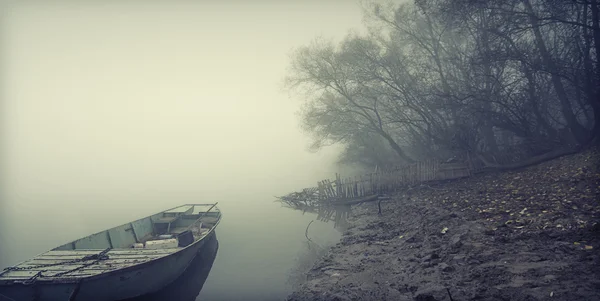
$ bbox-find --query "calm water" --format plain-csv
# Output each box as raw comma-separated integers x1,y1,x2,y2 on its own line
0,198,340,301
195,201,340,301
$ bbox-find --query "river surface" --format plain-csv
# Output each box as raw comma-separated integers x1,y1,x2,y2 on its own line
196,201,339,301
0,197,340,301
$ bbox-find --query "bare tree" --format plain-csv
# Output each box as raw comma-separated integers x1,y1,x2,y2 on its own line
286,38,416,163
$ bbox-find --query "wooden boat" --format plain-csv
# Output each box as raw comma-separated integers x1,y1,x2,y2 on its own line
0,203,222,301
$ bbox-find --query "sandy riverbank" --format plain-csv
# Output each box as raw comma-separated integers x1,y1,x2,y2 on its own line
286,148,600,301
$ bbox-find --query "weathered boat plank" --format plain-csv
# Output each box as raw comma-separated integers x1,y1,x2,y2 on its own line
21,257,158,266
25,257,162,264
35,253,168,259
38,253,170,259
20,259,150,271
22,258,156,265
3,249,179,280
42,248,179,255
1,270,98,278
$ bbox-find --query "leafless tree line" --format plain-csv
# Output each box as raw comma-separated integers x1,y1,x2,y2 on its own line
285,0,599,169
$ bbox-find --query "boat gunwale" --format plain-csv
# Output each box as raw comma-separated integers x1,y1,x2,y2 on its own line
0,203,222,285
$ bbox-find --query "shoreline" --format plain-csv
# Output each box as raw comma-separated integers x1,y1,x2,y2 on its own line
286,149,600,301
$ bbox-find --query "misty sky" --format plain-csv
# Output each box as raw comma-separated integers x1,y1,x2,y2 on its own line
0,1,366,266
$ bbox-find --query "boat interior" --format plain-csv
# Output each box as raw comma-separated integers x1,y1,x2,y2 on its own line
54,203,221,251
0,204,221,281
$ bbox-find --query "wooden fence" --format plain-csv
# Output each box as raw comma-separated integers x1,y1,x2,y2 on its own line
276,155,489,228
315,156,482,202
278,148,563,228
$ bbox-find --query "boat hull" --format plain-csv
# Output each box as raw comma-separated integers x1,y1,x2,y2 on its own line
0,232,217,301
124,232,219,301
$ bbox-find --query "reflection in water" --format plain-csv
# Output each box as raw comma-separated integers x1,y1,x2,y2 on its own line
193,202,341,301
279,198,352,230
124,234,219,301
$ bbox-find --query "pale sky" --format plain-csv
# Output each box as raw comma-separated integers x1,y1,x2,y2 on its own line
0,0,366,267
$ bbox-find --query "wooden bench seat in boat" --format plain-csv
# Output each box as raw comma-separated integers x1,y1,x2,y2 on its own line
0,249,181,281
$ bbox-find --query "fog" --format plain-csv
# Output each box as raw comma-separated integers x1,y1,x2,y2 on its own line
0,1,363,299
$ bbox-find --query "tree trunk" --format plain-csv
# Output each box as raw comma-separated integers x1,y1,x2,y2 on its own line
378,129,415,163
522,63,557,139
588,0,600,141
480,27,499,152
522,0,590,144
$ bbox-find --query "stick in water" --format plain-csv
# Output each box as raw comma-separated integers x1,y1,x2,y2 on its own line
305,220,315,243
